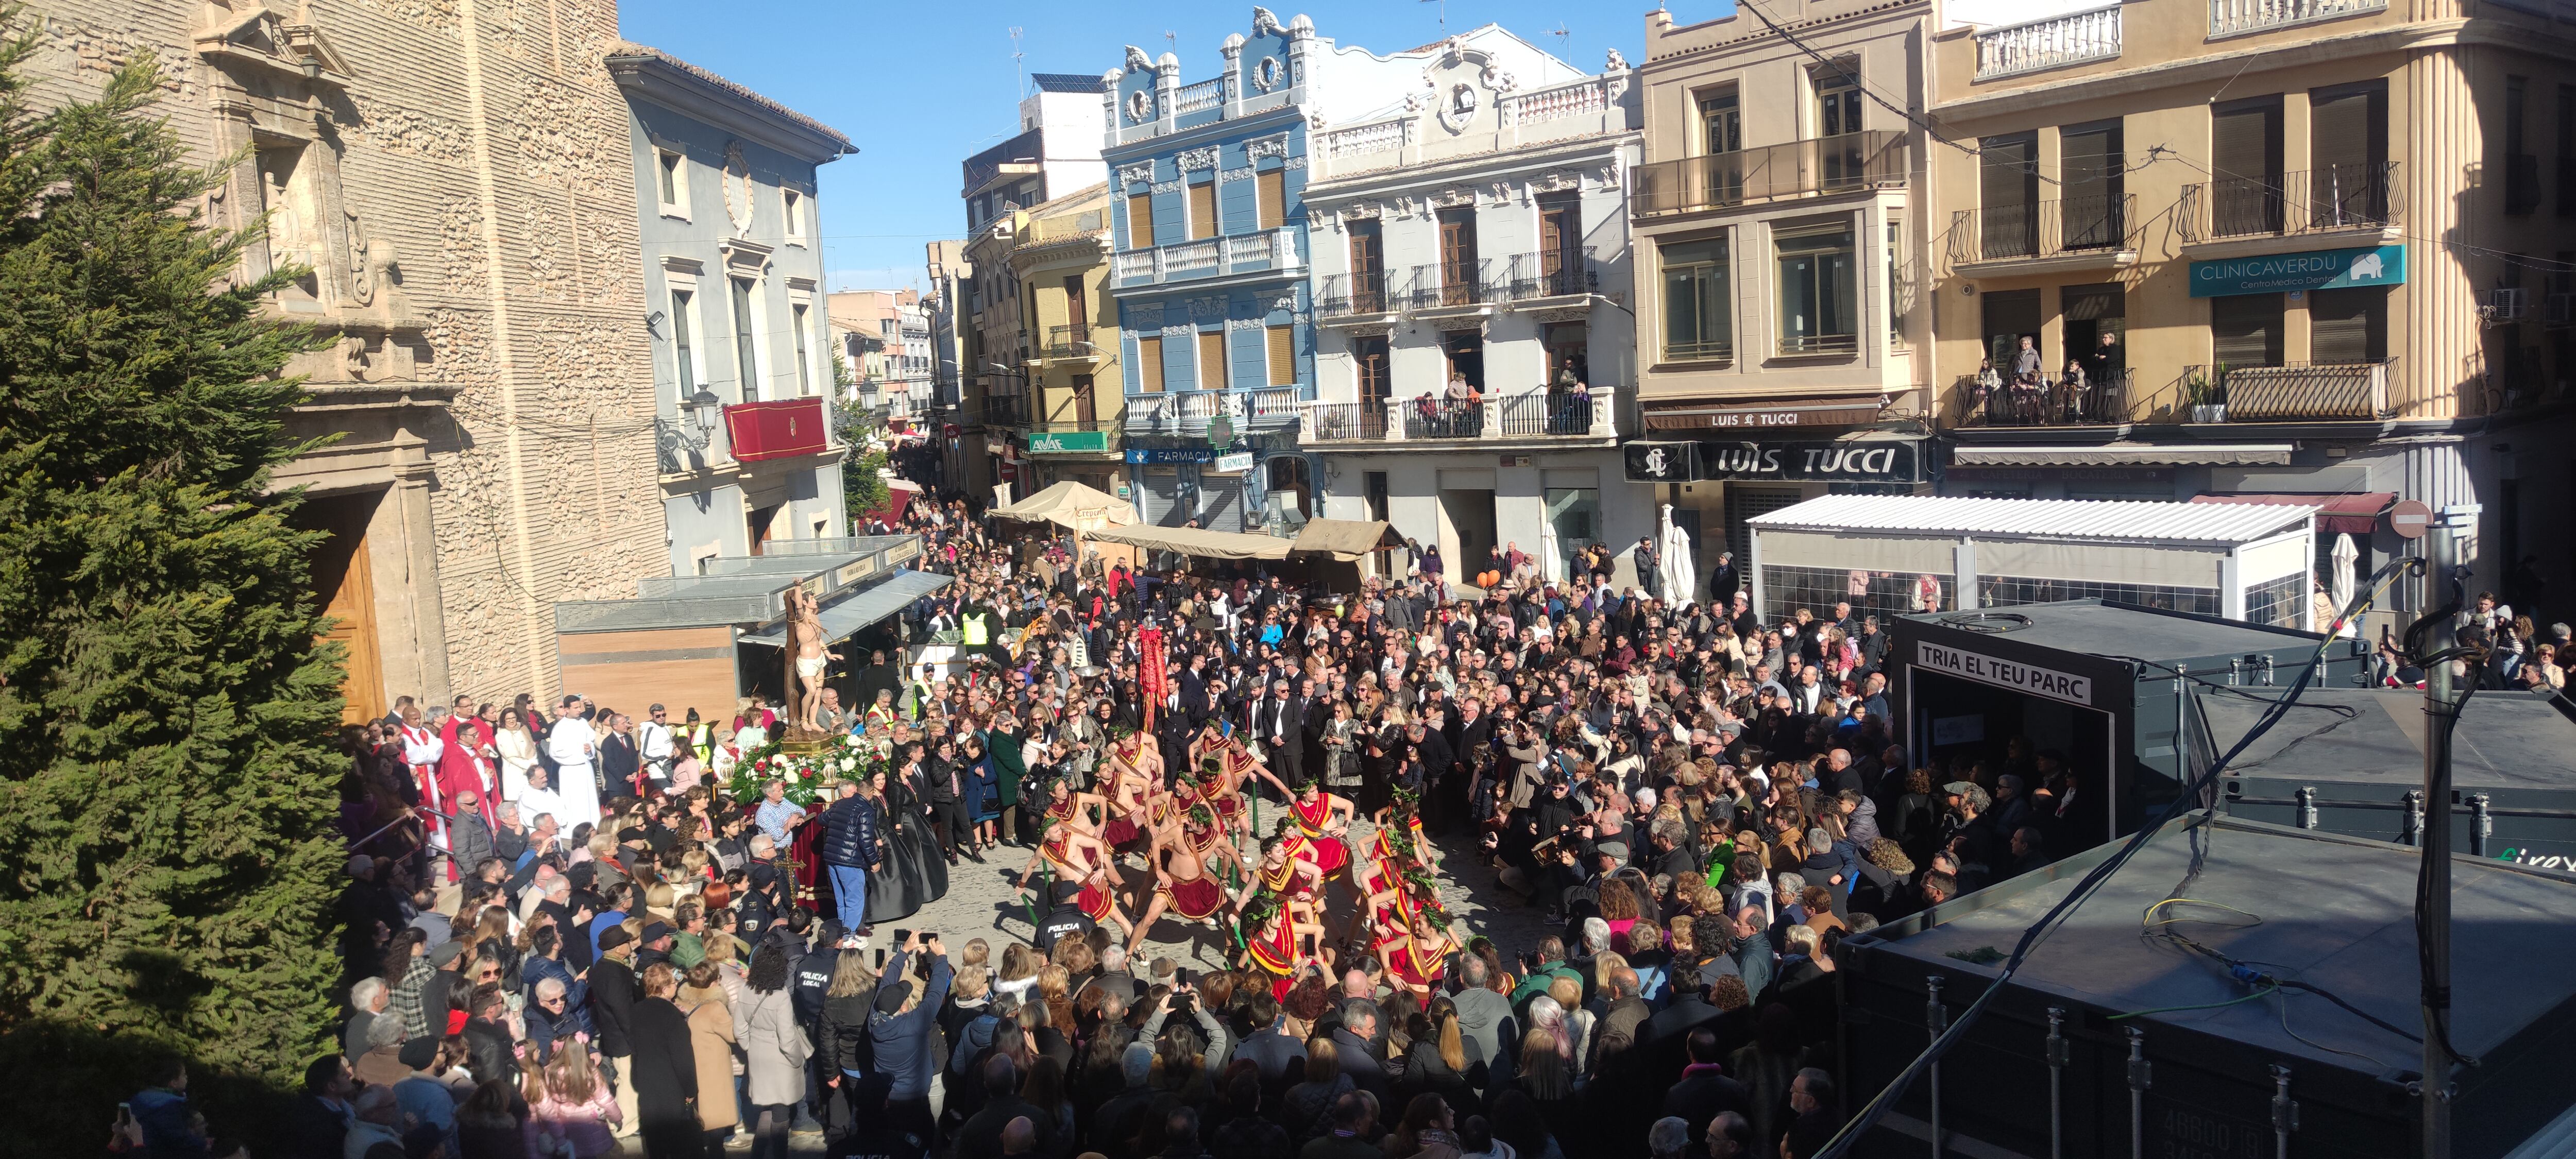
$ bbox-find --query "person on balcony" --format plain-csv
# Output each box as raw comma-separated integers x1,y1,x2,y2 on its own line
1443,373,1478,437
2059,359,2090,424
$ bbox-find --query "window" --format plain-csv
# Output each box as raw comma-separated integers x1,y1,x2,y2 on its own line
670,288,696,389
1265,325,1295,386
1353,336,1391,411
1441,330,1483,391
1073,373,1096,424
1538,197,1582,295
2308,287,2387,364
783,189,803,238
1127,191,1156,249
2059,120,2124,250
1886,219,1904,345
1063,276,1089,345
1196,330,1228,391
2211,293,2285,368
2309,81,2388,226
1257,169,1286,230
2211,96,2284,235
729,276,760,399
1774,224,1857,355
1659,236,1732,362
1188,178,1216,240
1978,131,2039,259
1983,287,2041,375
656,149,686,214
1135,335,1163,392
1816,68,1862,138
1544,322,1589,386
1347,220,1385,310
791,302,812,395
1699,90,1741,155
1437,208,1479,304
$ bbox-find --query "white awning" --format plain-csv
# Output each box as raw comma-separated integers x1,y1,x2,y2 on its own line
1951,444,2294,467
1749,493,2316,545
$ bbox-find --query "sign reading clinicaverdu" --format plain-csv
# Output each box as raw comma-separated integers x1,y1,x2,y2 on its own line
2189,245,2404,298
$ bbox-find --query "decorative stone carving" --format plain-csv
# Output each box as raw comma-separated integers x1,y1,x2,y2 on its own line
1125,45,1153,72
1343,320,1395,338
1149,178,1182,194
1220,166,1256,184
1126,89,1155,125
1251,6,1284,36
1307,111,1327,130
1431,186,1474,209
1252,55,1283,92
1188,296,1227,320
1599,163,1622,190
1128,304,1164,328
1266,294,1298,315
1489,181,1511,205
1437,81,1480,134
1284,156,1307,170
1160,322,1196,337
1224,316,1263,333
1117,161,1156,186
1246,132,1290,159
1176,145,1221,172
1533,170,1579,195
1604,47,1629,72
722,141,754,234
1530,303,1596,323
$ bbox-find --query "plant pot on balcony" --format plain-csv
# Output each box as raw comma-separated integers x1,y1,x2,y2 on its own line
2190,403,2226,423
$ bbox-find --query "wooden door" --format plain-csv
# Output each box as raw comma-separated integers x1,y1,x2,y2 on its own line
1438,209,1478,305
320,525,385,725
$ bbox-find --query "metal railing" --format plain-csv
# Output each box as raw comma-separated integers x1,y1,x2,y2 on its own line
1664,336,1734,364
1948,194,2137,263
1298,401,1390,441
1405,260,1498,309
1316,271,1393,317
1113,227,1304,285
1503,249,1599,299
1124,386,1304,435
2208,0,2385,35
1395,390,1607,439
2163,360,2396,421
1956,368,2132,427
1041,323,1098,360
1632,131,1908,217
2176,163,2401,242
1173,78,1224,116
1974,5,2121,79
2505,155,2542,215
982,392,1029,428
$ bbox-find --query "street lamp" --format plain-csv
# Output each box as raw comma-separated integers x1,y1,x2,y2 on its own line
680,385,724,450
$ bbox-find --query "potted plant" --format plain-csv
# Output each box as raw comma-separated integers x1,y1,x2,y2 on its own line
2186,364,2228,423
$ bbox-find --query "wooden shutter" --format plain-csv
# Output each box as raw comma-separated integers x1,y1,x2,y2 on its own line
2210,294,2285,367
2307,287,2385,364
1265,325,1294,386
1354,336,1390,409
1979,133,2038,258
1127,192,1155,249
1257,169,1286,229
1188,179,1216,240
1347,221,1383,309
1197,329,1227,391
2211,98,2281,180
2309,84,2384,175
1136,335,1163,392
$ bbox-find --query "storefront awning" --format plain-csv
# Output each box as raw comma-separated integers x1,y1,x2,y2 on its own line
1084,523,1292,560
1950,444,2294,467
1642,398,1887,432
991,480,1138,530
1289,519,1403,561
740,569,952,647
2191,491,2394,536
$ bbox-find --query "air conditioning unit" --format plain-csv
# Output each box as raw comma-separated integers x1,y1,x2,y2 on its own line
2546,292,2576,329
2482,287,2532,326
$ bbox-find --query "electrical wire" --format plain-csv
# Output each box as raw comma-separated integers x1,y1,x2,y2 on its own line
2109,982,2279,1020
1809,556,2416,1159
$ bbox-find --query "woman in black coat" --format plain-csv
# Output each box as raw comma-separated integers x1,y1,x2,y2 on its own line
628,964,703,1157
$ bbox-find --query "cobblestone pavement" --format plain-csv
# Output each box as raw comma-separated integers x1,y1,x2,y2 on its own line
891,800,1556,971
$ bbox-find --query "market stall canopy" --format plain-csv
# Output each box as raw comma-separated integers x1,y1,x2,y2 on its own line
1289,519,1402,561
992,480,1137,530
2189,491,2394,536
1084,522,1292,560
739,569,953,647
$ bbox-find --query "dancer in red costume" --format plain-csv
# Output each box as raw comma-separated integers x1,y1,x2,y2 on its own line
1235,890,1330,1001
1015,813,1133,943
1250,831,1326,933
1380,907,1456,1001
1124,805,1240,955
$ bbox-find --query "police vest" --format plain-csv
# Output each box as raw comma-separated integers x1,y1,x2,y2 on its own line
962,610,990,646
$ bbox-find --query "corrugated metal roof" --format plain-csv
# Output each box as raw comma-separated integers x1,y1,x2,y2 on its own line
1747,493,2314,544
1029,73,1106,93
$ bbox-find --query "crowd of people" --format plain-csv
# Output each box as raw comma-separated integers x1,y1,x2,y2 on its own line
116,463,2570,1159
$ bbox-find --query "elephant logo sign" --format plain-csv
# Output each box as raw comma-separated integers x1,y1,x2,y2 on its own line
2345,252,2387,282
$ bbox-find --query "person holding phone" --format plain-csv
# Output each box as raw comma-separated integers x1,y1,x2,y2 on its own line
868,930,952,1139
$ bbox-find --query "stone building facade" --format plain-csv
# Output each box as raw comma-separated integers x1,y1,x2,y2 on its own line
33,0,665,717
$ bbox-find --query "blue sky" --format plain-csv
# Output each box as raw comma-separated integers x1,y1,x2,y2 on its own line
616,1,1721,295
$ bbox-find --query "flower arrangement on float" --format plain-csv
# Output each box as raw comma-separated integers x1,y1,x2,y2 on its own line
724,729,895,809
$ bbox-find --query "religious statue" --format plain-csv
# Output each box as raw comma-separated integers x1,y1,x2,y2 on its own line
786,587,840,735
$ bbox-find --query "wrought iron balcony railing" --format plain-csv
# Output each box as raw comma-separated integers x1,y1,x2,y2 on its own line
1949,194,2138,264
1503,249,1600,299
2177,163,2402,243
1632,131,1907,217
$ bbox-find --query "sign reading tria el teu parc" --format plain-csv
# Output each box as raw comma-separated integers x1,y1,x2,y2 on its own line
2189,244,2404,298
1914,640,2095,706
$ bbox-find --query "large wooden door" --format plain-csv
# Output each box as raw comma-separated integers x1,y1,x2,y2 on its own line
317,520,385,725
1438,208,1478,305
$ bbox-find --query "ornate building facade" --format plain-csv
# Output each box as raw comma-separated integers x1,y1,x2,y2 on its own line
33,0,665,717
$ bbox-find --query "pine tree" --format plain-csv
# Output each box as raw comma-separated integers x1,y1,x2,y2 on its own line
0,35,347,1152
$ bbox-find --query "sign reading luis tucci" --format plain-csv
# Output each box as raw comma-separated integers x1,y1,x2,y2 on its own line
1625,439,1923,484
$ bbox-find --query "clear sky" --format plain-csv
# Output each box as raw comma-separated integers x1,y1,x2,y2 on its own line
615,1,1721,295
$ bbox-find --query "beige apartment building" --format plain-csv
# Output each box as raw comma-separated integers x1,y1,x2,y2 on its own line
1004,183,1125,497
33,0,665,717
1928,0,2576,618
1628,0,1942,581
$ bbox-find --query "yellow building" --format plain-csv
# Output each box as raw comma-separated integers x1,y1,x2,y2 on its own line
1005,182,1125,497
1927,0,2575,613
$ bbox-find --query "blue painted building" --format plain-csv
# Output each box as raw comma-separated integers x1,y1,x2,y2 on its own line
1098,10,1352,531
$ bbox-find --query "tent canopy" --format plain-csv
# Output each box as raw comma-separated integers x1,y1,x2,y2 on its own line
1084,522,1291,560
992,480,1137,530
1289,519,1402,561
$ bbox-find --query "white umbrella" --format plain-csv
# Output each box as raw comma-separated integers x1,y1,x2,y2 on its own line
1540,513,1565,586
2329,532,2360,636
1658,504,1696,608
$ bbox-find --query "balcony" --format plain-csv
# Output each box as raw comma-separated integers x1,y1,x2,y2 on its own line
1113,227,1304,288
1974,6,2121,80
2162,361,2397,422
982,391,1030,429
1503,249,1601,301
1038,323,1102,362
1955,369,2132,428
1948,194,2139,273
1303,384,1620,445
2505,155,2542,216
2208,0,2386,35
1631,131,1907,218
722,396,830,462
1123,386,1306,436
1315,271,1395,322
1403,261,1500,313
962,127,1043,198
2177,163,2403,245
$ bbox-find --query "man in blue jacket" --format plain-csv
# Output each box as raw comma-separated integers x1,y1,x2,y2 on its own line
870,931,952,1140
818,778,880,945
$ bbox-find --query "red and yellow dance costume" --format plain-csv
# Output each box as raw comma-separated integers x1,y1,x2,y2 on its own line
1041,832,1114,921
1287,795,1350,876
1160,872,1227,920
1244,915,1301,999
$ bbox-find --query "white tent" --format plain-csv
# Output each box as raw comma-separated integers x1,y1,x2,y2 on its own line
2329,532,2360,637
1658,504,1696,608
1540,515,1565,586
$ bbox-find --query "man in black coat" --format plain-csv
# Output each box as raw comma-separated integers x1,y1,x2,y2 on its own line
1250,678,1310,789
626,963,702,1158
1178,654,1213,729
1664,1028,1754,1142
588,925,641,1136
1707,550,1741,605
